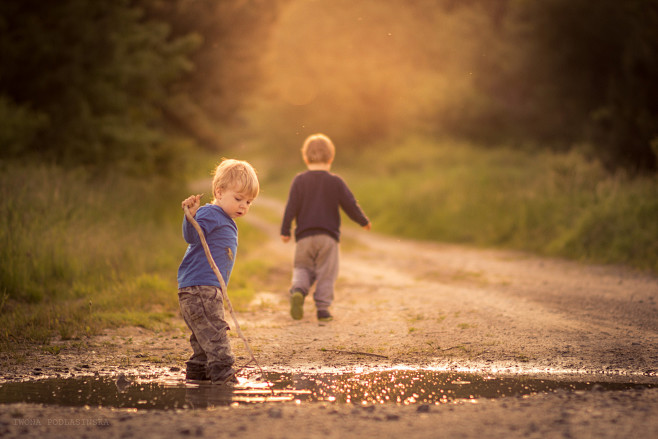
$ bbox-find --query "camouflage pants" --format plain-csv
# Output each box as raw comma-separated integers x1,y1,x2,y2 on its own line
178,286,234,376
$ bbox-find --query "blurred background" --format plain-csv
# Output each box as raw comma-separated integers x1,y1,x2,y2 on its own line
1,0,657,344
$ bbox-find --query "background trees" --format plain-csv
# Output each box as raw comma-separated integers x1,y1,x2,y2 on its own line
507,0,658,170
134,0,282,151
1,0,656,173
250,0,658,171
0,0,199,175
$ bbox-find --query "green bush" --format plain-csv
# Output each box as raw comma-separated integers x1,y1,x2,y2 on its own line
0,163,180,303
0,97,49,157
345,137,658,272
0,160,270,345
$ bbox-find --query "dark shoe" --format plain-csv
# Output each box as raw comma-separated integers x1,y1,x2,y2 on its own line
317,310,333,322
290,290,305,320
211,366,238,385
185,364,209,381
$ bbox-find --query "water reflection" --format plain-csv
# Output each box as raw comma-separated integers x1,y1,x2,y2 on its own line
0,370,653,410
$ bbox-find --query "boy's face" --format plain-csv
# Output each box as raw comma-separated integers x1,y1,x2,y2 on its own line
215,187,254,219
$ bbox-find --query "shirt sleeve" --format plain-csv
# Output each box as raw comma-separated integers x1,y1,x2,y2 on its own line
182,215,199,244
280,178,300,236
337,178,370,226
182,207,216,244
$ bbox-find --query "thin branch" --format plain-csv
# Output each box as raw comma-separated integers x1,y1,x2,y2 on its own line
320,349,389,359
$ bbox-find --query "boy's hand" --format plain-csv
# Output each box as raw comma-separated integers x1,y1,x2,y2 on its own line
281,235,291,243
182,194,202,218
363,222,372,231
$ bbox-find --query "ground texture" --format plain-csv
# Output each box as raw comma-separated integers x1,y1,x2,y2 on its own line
1,198,657,438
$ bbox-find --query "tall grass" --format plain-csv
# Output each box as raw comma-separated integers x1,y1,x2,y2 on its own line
0,162,266,346
341,137,658,272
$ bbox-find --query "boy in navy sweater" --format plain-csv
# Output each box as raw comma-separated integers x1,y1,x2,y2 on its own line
178,159,259,383
280,134,371,322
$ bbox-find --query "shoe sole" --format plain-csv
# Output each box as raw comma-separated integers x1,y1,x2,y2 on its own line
290,292,304,320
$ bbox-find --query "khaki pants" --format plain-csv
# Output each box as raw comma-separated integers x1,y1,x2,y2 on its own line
291,234,339,311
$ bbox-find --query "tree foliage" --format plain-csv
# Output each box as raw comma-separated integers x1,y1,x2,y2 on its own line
509,0,658,170
253,0,658,171
0,0,656,173
0,0,199,175
136,0,284,150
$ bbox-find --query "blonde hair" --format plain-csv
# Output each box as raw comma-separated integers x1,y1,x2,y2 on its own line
301,134,335,164
211,159,259,202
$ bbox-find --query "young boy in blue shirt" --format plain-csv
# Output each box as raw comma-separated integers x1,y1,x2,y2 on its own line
280,134,371,322
178,159,259,383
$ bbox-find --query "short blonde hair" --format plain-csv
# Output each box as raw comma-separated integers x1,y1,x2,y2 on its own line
301,134,335,164
212,159,259,201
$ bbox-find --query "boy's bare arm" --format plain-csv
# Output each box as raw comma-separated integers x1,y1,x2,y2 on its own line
181,194,202,218
281,235,291,243
363,222,372,231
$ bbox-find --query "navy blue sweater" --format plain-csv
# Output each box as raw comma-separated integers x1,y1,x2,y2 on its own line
280,170,369,242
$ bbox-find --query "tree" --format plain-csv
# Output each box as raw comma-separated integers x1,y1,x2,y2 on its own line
0,0,199,175
136,0,285,150
510,0,658,170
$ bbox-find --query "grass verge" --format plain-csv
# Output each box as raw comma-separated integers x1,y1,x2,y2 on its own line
253,135,657,273
0,161,268,349
344,137,657,272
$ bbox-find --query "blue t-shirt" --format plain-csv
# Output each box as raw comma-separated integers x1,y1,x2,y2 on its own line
177,204,238,289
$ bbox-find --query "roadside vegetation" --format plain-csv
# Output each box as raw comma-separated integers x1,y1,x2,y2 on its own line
0,162,267,347
2,0,657,350
2,139,656,348
346,138,658,272
256,136,658,273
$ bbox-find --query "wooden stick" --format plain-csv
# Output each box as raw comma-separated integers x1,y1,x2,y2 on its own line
183,206,272,392
320,348,389,359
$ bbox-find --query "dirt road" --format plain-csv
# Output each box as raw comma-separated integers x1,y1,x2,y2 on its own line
240,198,658,376
1,197,657,438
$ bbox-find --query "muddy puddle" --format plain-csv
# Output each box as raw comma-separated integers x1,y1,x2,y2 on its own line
0,369,653,410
